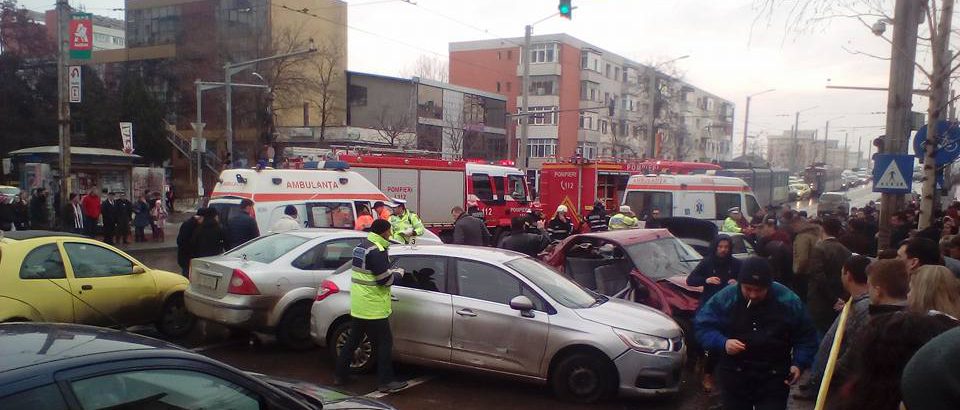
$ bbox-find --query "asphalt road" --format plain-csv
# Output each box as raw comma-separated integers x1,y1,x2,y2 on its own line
132,248,816,410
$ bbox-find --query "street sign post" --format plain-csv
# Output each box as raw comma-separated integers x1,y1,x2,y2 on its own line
68,13,92,60
912,120,960,165
68,66,81,103
873,154,914,194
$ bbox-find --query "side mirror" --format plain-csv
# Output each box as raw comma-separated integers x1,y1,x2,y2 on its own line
131,266,146,275
509,295,535,318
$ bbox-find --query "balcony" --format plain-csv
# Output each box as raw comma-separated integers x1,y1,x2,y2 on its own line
516,62,562,77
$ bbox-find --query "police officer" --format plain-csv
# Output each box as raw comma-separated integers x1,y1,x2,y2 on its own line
608,205,639,230
585,200,609,232
695,257,818,410
334,219,408,393
723,207,744,233
389,199,425,244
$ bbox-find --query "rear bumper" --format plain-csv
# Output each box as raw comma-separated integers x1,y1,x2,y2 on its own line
613,345,686,398
184,291,271,332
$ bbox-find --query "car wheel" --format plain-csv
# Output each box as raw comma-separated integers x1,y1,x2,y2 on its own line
277,303,314,350
330,321,376,374
551,352,616,403
156,293,196,338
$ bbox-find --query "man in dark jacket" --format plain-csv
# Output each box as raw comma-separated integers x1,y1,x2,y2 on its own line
686,234,742,393
451,206,491,246
807,217,852,334
500,217,550,257
546,205,574,242
191,208,227,258
177,209,204,275
114,192,132,245
29,188,49,230
227,199,260,249
585,201,608,232
695,257,818,410
101,192,118,245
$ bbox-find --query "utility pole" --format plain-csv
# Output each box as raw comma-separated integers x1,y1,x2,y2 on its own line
648,68,659,159
520,24,531,171
858,134,864,169
791,111,800,172
57,0,71,212
844,132,849,170
742,89,775,157
823,120,830,163
919,0,954,229
878,0,922,248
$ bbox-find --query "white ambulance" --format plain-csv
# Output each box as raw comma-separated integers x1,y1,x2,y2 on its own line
208,164,393,235
621,174,761,224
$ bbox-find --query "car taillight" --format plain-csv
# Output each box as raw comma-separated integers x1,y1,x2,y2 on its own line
228,269,260,295
316,280,339,301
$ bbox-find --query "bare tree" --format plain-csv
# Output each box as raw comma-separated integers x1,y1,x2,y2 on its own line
445,117,465,157
404,54,449,82
373,105,414,148
308,39,344,142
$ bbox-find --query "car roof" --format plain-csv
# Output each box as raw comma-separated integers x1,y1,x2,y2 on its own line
574,228,678,245
268,228,369,240
0,323,182,374
391,244,525,263
1,230,86,241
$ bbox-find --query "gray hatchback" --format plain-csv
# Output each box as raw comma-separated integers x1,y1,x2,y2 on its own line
310,245,686,403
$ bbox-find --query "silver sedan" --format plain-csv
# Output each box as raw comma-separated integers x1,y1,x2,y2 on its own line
310,245,686,403
185,229,440,349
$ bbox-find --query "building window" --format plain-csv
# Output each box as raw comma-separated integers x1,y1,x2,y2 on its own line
604,92,610,106
496,82,501,92
507,50,512,60
497,51,502,60
614,67,620,80
529,78,556,95
417,84,443,119
590,89,596,101
605,63,611,77
623,70,628,82
581,51,588,69
579,114,584,129
579,142,597,159
520,106,558,125
347,84,367,106
463,94,486,125
530,43,558,63
601,120,608,134
520,138,558,158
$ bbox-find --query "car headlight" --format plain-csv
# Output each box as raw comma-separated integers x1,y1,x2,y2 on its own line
613,328,670,354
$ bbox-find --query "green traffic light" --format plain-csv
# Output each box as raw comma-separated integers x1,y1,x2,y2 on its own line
560,5,570,13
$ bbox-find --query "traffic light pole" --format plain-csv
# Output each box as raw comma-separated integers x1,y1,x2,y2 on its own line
879,0,921,249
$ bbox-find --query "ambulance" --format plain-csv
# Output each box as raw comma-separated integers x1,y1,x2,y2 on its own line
208,164,393,235
621,174,761,225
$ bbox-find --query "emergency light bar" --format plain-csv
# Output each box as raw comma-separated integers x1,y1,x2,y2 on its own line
302,161,351,170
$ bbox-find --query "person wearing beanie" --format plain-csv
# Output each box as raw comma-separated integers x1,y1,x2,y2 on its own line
901,326,960,410
546,204,574,241
694,256,818,410
269,205,301,233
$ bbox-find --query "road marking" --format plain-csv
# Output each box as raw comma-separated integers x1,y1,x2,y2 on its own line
364,375,435,398
190,339,245,353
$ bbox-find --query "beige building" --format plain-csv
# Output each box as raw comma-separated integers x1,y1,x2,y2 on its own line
767,129,817,172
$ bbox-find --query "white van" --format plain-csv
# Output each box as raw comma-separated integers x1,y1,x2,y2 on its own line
622,174,761,224
208,166,392,235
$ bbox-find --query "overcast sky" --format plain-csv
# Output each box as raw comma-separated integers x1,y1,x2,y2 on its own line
20,0,933,158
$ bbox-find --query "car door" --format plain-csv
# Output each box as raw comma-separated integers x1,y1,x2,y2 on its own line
389,255,452,362
291,238,364,289
449,259,549,376
12,243,74,322
62,241,159,327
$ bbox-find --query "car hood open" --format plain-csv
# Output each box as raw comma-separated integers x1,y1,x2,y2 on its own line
575,297,681,339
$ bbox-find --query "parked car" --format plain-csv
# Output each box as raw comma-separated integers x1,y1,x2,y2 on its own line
0,322,395,410
657,217,755,260
186,230,368,349
311,245,686,403
817,192,851,218
542,229,702,319
0,231,193,336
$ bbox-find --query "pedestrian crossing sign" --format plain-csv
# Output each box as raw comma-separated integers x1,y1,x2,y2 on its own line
873,154,914,194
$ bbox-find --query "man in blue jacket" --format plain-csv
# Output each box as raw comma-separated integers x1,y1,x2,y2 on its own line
695,256,818,410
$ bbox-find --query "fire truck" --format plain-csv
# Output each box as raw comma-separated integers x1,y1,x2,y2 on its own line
283,147,533,242
537,159,721,226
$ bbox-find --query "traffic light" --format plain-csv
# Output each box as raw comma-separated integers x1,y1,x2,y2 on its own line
559,0,572,19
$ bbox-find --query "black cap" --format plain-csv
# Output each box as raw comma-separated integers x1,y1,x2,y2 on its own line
738,256,773,287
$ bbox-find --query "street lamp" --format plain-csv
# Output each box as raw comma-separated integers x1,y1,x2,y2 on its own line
790,105,819,172
742,88,775,156
822,115,844,163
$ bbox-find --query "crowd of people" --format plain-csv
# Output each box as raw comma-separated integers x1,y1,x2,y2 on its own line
0,186,171,245
685,199,960,410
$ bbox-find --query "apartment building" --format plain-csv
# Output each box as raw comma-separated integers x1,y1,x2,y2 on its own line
449,33,733,169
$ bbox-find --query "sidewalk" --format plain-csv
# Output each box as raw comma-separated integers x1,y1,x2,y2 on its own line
118,212,190,253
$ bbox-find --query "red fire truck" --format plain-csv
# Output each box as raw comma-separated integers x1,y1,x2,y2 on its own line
284,148,532,241
538,159,721,226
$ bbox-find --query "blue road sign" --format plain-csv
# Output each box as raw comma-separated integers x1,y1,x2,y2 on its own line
873,154,914,194
913,120,960,165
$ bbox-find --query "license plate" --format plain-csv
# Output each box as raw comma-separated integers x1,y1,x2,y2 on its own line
196,274,219,289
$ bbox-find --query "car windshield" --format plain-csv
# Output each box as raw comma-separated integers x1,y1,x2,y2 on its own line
623,237,702,281
820,194,843,203
225,233,310,264
505,257,598,309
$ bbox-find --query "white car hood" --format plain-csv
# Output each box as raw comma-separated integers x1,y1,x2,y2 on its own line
574,297,681,339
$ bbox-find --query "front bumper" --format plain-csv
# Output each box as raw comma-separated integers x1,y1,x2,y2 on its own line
613,342,686,397
184,291,271,331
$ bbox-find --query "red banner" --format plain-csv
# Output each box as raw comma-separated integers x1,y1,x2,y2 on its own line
69,13,92,59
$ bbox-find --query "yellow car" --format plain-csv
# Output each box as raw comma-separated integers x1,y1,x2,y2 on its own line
0,231,194,336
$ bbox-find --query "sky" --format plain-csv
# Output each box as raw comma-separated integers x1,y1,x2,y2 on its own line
17,0,934,159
